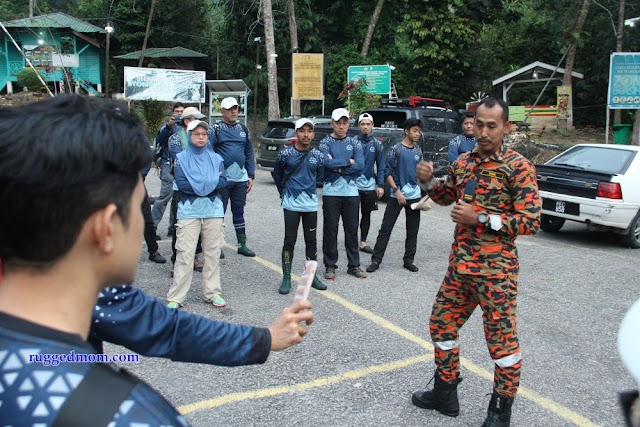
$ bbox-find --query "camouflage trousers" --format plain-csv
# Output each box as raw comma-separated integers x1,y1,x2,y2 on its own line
429,264,521,398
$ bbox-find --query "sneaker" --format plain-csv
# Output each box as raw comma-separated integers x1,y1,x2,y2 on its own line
366,262,379,273
324,266,336,280
167,301,181,309
148,252,166,264
404,263,419,272
193,253,204,272
347,266,368,278
211,295,227,307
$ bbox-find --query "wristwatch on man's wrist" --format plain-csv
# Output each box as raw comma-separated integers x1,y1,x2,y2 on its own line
477,213,489,225
391,187,398,193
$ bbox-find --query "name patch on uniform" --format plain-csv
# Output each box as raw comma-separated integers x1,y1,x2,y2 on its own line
454,168,466,176
480,170,505,181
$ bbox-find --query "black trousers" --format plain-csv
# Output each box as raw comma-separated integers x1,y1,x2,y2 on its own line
359,190,378,242
322,195,360,268
371,197,421,265
283,209,317,260
142,189,158,255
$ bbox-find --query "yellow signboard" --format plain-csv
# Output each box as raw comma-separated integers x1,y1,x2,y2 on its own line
557,86,572,119
292,53,324,100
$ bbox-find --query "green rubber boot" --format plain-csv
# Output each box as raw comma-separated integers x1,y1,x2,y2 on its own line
279,250,292,295
237,234,256,257
312,274,327,290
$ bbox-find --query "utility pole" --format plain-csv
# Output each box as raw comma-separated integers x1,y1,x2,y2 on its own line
138,0,157,67
252,37,261,142
104,23,114,97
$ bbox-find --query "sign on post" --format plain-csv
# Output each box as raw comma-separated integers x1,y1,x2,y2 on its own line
124,67,205,102
608,53,640,109
292,53,324,100
347,65,391,95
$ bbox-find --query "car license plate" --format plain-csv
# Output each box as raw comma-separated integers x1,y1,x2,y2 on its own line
267,145,278,151
543,198,580,215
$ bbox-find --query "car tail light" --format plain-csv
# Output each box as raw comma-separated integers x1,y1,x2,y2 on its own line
597,182,622,199
287,137,297,146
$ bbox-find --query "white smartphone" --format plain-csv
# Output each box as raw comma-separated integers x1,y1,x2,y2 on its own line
294,260,317,302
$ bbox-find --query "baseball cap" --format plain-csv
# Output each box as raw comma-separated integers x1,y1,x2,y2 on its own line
358,113,374,125
331,108,350,121
295,118,315,130
181,107,205,119
186,120,209,132
220,97,239,110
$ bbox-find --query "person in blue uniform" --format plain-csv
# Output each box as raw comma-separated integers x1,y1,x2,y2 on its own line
272,118,328,295
367,118,424,273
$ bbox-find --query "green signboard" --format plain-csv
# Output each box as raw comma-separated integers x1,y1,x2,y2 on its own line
347,65,391,94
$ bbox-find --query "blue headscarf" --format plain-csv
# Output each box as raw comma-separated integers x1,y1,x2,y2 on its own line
176,125,220,196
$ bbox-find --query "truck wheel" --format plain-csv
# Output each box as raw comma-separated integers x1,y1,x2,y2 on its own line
540,214,565,232
622,211,640,249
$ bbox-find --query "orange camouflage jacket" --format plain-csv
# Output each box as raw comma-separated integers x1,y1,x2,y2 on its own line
426,144,541,278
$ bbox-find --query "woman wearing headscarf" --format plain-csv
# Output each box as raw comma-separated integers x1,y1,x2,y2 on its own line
167,120,228,309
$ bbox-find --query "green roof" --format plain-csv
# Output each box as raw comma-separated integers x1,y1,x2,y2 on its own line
3,12,105,33
114,47,207,60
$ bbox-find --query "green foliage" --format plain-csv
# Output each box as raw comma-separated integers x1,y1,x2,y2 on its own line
338,80,381,116
140,99,165,141
16,68,46,91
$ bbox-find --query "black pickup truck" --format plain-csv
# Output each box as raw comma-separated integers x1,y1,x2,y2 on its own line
311,98,462,177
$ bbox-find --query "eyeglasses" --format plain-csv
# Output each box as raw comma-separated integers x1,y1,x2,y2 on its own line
192,132,208,138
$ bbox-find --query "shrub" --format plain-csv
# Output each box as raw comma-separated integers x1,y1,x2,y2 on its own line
16,68,46,92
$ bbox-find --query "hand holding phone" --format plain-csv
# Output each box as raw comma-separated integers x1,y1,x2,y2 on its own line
294,260,317,302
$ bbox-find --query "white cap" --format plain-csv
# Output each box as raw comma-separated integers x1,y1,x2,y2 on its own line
220,97,239,110
295,118,315,130
331,108,350,121
358,112,374,125
186,120,209,132
181,106,205,119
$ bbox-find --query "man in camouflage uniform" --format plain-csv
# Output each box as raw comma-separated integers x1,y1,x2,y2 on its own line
412,97,541,427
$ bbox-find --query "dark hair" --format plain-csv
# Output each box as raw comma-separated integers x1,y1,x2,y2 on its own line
462,111,475,120
403,118,422,130
172,102,185,112
0,95,151,272
477,97,509,123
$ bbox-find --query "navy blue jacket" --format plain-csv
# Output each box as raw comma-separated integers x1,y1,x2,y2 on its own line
90,285,271,366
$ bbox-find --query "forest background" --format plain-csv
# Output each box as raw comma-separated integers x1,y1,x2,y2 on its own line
3,0,640,132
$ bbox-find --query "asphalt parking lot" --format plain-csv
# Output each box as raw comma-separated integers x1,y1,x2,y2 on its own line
106,167,640,426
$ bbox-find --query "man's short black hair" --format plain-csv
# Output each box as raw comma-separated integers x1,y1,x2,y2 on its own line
0,95,151,272
172,102,185,111
477,97,509,123
403,118,422,130
462,111,475,120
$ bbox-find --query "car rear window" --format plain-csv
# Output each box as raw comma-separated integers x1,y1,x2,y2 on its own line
262,123,295,139
547,146,636,174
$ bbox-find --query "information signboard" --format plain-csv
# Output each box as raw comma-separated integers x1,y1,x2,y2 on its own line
608,53,640,109
347,65,391,94
292,53,324,100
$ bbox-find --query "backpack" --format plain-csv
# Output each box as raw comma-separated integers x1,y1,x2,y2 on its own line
392,142,423,170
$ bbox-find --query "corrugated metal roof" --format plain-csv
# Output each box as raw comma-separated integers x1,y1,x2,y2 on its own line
114,47,207,60
3,12,105,33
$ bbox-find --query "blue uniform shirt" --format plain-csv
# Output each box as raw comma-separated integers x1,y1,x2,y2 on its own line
319,135,364,197
273,145,324,212
212,122,255,182
354,132,384,191
448,134,477,164
385,143,422,200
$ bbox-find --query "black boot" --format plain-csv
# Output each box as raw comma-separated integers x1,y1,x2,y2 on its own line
411,374,462,417
279,250,293,295
481,392,514,427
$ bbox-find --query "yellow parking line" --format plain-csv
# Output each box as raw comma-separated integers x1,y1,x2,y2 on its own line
178,355,430,414
183,253,599,426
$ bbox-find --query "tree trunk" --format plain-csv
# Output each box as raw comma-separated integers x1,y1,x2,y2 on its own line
361,0,386,58
632,109,640,145
288,0,301,117
613,0,626,125
139,0,157,67
264,0,280,120
559,0,591,130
